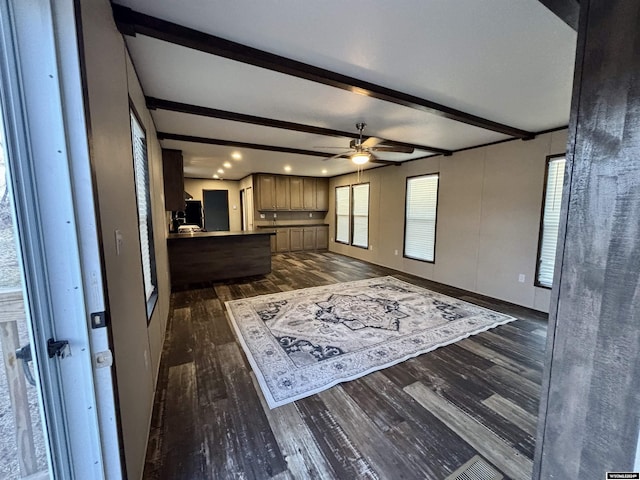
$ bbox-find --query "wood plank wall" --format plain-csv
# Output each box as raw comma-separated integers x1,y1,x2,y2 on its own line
534,1,640,478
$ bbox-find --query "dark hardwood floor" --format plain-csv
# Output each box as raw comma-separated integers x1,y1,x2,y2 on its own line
143,252,548,480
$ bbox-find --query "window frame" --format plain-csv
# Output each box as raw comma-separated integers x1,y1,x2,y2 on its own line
403,173,440,264
534,153,566,289
334,185,351,245
129,102,158,320
350,182,370,249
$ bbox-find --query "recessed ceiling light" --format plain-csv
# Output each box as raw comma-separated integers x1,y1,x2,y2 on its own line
213,174,219,179
217,168,224,174
231,152,242,160
322,169,328,175
223,162,232,168
284,165,292,172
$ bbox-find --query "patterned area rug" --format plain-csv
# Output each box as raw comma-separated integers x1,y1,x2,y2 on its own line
226,276,515,408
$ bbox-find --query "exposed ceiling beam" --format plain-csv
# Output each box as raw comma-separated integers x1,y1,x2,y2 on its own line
538,0,579,31
113,4,535,140
146,96,453,156
157,132,346,158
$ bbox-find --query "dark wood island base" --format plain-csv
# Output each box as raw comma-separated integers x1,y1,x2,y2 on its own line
167,230,275,289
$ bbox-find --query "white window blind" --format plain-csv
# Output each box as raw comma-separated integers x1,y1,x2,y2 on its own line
404,174,439,262
130,111,157,311
335,186,350,244
352,183,369,248
537,157,566,288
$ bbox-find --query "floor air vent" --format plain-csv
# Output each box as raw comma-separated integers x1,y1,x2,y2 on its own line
445,455,503,480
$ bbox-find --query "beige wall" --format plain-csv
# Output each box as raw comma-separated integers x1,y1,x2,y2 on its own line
80,1,170,478
329,130,567,313
184,178,242,231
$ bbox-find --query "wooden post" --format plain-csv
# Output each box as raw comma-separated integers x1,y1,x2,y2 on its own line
534,1,640,478
0,289,38,476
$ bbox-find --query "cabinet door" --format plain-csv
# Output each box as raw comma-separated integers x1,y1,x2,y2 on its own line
275,176,290,210
289,228,304,251
315,177,329,211
162,149,185,211
303,228,317,250
290,177,304,210
276,229,290,252
316,226,329,250
257,175,276,211
303,177,316,210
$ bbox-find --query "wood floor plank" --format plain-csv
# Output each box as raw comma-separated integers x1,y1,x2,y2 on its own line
218,343,288,478
482,394,539,436
144,251,548,480
251,374,337,480
295,394,380,480
318,385,426,480
404,381,533,480
163,363,205,479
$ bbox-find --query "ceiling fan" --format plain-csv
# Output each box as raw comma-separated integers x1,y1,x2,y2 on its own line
322,123,414,165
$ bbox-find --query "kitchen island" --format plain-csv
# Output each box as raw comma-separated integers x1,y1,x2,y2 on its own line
167,230,275,288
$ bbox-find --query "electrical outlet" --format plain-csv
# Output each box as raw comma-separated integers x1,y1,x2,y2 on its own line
260,214,265,219
518,274,526,283
273,213,277,218
394,249,399,256
309,212,313,218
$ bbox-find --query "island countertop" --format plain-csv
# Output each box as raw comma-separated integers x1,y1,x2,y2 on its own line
166,230,274,287
167,230,275,240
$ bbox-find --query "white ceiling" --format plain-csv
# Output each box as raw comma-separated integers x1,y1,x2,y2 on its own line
118,0,577,180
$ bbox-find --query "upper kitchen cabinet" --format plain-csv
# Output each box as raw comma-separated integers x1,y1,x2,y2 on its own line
257,174,276,211
290,177,304,210
255,174,329,212
316,178,329,211
162,149,185,211
275,176,290,210
303,178,316,210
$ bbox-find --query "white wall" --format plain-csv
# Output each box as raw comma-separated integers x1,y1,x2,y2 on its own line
329,130,567,313
184,178,242,231
79,1,170,478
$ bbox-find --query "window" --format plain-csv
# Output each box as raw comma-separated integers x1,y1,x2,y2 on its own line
404,174,439,262
335,185,350,244
351,183,369,248
536,155,566,288
130,109,157,317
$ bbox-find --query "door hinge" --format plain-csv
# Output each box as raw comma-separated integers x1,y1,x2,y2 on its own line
47,338,69,358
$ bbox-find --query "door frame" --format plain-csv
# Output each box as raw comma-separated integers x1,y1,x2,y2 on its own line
0,0,121,477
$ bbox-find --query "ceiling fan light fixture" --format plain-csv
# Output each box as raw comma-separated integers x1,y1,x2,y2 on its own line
351,152,370,165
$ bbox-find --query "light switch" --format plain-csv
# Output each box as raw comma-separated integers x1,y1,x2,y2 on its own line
115,229,123,255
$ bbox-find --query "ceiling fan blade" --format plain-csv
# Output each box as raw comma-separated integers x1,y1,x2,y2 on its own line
322,151,352,161
370,145,415,154
361,136,384,148
369,154,398,165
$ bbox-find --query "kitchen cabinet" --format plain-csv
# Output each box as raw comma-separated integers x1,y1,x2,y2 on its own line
303,228,316,250
255,174,329,212
316,226,329,250
275,228,290,252
315,178,329,211
162,149,185,211
275,176,290,210
290,177,304,210
257,175,276,211
303,178,316,210
289,228,304,251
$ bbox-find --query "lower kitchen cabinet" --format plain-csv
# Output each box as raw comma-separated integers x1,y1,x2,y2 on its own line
316,226,329,250
269,226,329,253
290,228,303,251
275,228,290,252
